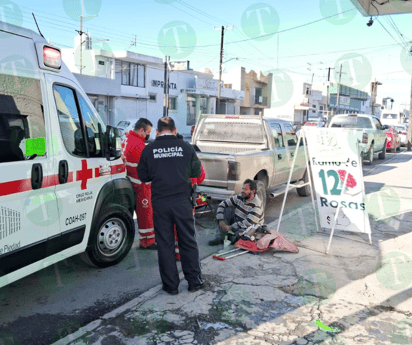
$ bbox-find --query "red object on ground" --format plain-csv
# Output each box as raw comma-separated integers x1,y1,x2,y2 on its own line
337,170,357,189
235,230,299,253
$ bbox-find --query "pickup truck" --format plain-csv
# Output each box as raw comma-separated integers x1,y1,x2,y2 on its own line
192,114,310,210
329,114,387,165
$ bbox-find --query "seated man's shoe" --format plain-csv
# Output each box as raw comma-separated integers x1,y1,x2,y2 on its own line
162,285,178,295
208,238,223,246
141,243,157,250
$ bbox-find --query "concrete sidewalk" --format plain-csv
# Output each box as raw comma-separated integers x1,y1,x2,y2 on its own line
54,152,412,345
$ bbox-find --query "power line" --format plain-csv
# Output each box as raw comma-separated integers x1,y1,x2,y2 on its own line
376,18,408,52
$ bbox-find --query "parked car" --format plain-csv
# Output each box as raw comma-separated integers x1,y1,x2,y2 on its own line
385,126,401,153
192,114,311,211
304,121,325,128
116,119,136,140
380,110,403,127
395,124,408,146
329,114,387,165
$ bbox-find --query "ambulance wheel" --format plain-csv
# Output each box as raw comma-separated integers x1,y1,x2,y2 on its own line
297,169,311,197
80,205,135,268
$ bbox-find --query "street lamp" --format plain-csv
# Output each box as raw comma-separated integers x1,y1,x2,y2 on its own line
223,57,239,64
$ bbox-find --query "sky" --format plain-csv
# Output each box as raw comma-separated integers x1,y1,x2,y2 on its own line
1,0,412,108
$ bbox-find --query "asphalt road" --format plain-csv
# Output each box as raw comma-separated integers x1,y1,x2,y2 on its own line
0,148,404,345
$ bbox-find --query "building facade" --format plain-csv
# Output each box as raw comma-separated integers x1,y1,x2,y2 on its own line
223,67,272,115
62,38,244,136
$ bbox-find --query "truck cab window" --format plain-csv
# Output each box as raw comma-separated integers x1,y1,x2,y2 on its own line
284,124,298,147
0,76,46,163
270,123,284,148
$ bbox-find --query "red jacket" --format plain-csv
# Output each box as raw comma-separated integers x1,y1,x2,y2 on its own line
122,130,146,185
190,164,205,187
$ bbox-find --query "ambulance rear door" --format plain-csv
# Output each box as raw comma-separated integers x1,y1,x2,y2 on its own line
0,33,59,285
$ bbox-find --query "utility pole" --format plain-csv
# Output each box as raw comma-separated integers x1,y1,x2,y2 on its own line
325,67,334,121
333,64,345,117
76,0,97,74
166,55,170,117
214,25,233,114
408,76,412,151
163,55,168,117
370,80,382,116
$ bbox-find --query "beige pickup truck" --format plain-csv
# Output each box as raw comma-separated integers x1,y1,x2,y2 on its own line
192,114,311,209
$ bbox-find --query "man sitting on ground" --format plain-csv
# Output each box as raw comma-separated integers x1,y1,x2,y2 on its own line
208,179,264,246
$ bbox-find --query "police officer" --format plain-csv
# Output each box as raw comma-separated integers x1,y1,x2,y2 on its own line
138,117,204,295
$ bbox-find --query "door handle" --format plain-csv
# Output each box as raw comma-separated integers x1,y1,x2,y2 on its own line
59,160,69,184
31,163,43,190
278,154,282,160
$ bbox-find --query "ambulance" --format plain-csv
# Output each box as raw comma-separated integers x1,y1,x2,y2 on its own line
0,21,136,288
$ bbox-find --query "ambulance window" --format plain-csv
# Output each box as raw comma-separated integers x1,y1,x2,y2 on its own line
54,85,87,157
77,94,105,157
0,75,46,163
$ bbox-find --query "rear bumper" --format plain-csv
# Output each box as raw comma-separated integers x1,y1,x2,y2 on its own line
197,186,234,200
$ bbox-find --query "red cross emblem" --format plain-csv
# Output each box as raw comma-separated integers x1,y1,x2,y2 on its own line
76,159,93,190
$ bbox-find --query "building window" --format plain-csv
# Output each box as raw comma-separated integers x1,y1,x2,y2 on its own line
121,61,145,87
121,62,130,86
169,97,177,110
187,96,196,126
130,63,138,87
200,97,207,114
138,64,145,87
255,87,263,104
149,94,156,102
319,105,324,112
312,104,316,113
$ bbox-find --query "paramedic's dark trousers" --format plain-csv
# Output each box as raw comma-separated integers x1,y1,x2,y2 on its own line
152,195,202,290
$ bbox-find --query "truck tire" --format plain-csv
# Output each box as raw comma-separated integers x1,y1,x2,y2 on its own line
365,144,374,165
255,180,267,214
80,205,135,268
297,169,311,197
378,141,386,159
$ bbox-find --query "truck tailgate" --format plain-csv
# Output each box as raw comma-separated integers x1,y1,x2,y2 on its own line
197,152,229,188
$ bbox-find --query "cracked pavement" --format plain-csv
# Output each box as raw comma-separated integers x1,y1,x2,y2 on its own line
53,151,412,345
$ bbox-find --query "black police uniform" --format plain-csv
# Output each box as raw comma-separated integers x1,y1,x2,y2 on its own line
138,134,203,292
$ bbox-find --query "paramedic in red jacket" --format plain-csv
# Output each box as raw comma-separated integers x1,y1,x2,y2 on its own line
122,118,156,249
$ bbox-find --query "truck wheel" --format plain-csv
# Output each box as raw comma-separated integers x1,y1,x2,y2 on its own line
378,141,386,159
255,180,267,213
80,205,135,268
365,144,374,165
297,169,311,197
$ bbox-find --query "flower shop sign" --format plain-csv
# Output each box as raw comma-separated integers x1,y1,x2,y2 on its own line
304,128,371,240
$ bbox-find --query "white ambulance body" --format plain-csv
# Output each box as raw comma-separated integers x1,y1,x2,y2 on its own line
0,21,136,288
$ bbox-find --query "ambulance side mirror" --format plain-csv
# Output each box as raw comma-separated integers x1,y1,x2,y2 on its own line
105,125,122,161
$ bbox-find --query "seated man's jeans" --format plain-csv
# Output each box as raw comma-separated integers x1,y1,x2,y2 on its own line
214,207,244,242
